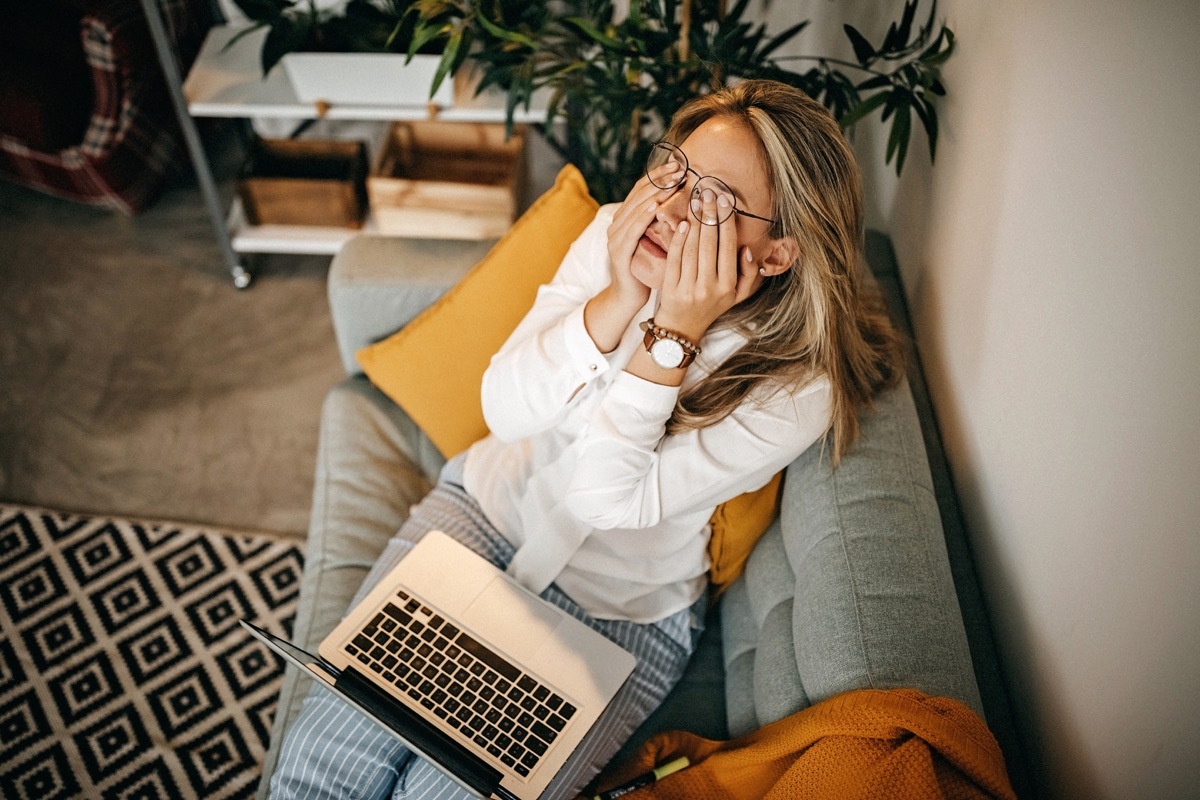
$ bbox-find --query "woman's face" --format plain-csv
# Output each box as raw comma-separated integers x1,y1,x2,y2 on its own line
630,116,777,289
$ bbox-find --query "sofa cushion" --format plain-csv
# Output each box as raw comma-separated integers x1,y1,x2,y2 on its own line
721,381,984,736
356,162,600,459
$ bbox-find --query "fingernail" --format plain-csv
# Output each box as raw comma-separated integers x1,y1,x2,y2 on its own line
743,248,753,262
645,200,658,212
679,221,690,234
690,198,700,213
718,195,731,208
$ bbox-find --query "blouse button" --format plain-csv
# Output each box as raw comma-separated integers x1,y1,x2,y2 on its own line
589,363,598,371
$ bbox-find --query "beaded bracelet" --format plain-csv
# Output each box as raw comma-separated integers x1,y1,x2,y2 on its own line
638,318,702,357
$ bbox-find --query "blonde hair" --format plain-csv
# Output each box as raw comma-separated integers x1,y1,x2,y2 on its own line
664,80,903,466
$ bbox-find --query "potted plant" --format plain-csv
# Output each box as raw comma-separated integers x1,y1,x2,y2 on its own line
227,0,458,105
404,0,955,202
228,0,955,201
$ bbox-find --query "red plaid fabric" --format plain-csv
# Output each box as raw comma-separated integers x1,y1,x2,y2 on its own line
0,0,213,214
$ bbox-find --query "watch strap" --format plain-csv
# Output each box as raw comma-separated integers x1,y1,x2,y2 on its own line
639,318,700,368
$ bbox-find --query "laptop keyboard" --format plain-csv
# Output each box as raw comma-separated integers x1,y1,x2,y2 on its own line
344,589,578,778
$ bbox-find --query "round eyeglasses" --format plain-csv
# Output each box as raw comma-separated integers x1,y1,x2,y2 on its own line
645,141,778,227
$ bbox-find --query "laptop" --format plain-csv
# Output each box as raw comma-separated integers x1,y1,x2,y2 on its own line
242,529,637,800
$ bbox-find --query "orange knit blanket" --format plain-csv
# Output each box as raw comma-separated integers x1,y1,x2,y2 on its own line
584,689,1017,800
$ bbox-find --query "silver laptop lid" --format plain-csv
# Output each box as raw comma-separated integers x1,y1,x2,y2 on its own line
318,531,636,800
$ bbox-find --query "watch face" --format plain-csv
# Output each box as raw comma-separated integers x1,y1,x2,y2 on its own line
650,337,686,369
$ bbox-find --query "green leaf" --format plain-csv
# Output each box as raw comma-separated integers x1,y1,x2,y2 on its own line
475,8,538,48
912,96,939,161
839,90,888,128
886,101,912,174
261,17,310,74
856,74,892,92
221,21,268,54
758,19,809,60
843,24,876,65
895,0,918,49
921,28,957,67
562,16,623,49
429,28,461,97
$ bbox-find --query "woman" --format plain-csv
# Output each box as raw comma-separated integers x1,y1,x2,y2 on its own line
270,79,902,799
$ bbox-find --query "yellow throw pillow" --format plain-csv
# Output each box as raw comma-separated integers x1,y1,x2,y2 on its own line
357,160,781,590
357,163,600,459
708,472,783,596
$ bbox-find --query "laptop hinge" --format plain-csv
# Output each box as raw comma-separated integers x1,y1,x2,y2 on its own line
335,667,509,799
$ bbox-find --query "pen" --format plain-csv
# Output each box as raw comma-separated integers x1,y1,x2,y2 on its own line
592,756,690,800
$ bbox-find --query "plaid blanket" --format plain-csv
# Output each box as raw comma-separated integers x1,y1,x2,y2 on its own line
0,0,213,214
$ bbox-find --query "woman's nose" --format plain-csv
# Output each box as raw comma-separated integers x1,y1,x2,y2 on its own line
655,185,690,228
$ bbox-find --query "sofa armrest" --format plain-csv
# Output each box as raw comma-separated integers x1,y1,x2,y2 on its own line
328,235,496,375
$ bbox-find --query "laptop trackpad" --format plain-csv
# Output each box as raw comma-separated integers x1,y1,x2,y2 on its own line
460,577,563,663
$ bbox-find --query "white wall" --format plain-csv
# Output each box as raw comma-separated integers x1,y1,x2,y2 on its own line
856,1,1200,797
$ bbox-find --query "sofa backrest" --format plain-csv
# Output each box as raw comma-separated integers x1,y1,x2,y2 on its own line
720,379,983,736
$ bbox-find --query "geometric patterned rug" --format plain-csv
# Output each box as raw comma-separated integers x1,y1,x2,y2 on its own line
0,504,304,800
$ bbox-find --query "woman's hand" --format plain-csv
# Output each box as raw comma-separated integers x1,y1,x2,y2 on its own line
604,164,681,308
656,189,759,343
585,164,683,353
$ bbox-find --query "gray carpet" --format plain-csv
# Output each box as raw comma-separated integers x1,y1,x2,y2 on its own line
0,125,561,539
0,130,343,539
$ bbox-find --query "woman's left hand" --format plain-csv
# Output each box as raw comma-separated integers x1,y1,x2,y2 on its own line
655,189,760,342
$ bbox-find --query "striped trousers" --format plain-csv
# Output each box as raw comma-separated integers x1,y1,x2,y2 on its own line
268,473,703,800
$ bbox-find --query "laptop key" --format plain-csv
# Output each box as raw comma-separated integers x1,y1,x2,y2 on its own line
531,721,556,745
456,633,520,682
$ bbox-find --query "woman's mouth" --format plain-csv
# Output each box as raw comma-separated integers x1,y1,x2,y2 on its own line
638,235,667,259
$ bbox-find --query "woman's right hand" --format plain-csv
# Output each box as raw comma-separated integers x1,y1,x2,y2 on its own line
584,164,683,353
604,164,683,308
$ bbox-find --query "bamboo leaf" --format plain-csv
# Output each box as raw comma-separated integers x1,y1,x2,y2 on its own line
261,17,309,74
895,0,918,47
562,16,623,49
758,19,809,60
428,27,461,97
839,90,888,128
912,97,939,162
843,24,876,64
886,102,912,173
856,74,892,92
475,9,537,47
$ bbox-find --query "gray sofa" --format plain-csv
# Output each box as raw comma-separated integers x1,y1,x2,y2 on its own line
255,232,1026,798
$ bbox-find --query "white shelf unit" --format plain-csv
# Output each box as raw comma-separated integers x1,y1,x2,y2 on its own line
164,19,547,281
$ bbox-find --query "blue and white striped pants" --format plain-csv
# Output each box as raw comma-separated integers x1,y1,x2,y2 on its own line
269,472,703,800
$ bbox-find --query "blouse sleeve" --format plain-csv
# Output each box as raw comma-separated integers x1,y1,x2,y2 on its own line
563,371,833,530
479,205,624,442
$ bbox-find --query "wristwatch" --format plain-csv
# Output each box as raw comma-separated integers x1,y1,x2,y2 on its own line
640,319,700,370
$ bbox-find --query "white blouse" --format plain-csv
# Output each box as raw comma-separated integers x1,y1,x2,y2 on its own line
463,205,832,623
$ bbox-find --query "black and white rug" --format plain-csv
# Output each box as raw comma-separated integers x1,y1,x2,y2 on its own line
0,504,304,799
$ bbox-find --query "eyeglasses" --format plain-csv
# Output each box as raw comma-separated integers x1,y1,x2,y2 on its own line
645,141,778,227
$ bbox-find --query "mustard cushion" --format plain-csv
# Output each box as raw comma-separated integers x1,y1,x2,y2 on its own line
357,163,600,459
708,472,782,595
356,161,780,590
